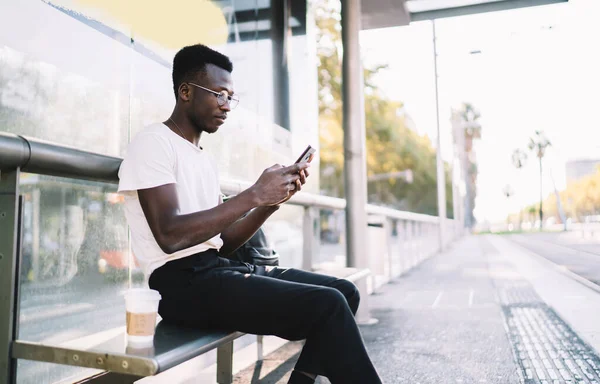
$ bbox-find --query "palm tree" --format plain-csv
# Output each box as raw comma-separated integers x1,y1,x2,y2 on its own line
503,184,515,229
502,184,514,199
452,103,482,229
511,149,528,169
462,103,482,152
511,148,528,229
528,130,552,230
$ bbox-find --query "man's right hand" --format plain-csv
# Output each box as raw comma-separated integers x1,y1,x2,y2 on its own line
252,162,311,206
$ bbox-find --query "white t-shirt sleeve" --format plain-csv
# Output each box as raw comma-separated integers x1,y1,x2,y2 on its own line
118,132,176,192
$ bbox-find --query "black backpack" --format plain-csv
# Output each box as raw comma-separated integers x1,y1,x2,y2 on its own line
232,227,279,266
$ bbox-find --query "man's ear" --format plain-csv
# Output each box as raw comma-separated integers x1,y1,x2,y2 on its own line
178,83,191,102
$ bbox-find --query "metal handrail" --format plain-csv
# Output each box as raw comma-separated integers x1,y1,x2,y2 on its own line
220,179,347,210
0,132,121,183
0,132,439,222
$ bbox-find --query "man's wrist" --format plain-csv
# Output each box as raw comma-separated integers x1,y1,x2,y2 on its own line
243,185,263,207
255,204,280,214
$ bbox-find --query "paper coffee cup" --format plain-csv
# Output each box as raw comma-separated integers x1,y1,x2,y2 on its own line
124,288,161,347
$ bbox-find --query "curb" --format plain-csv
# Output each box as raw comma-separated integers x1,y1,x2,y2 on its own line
506,236,600,295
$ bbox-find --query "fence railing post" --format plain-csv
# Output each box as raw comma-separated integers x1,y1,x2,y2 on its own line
387,219,395,280
302,206,319,271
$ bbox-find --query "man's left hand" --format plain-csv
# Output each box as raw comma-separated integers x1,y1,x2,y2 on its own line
274,163,311,206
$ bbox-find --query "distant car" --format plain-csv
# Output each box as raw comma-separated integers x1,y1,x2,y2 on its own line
320,229,340,244
98,249,143,282
584,215,600,223
96,202,142,280
98,250,138,272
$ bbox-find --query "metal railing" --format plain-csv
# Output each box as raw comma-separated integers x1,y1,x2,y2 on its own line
0,131,456,272
0,132,122,183
0,132,460,383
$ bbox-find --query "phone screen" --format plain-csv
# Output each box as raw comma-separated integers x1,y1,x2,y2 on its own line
295,145,316,164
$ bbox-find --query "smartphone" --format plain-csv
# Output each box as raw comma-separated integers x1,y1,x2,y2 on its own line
295,145,316,164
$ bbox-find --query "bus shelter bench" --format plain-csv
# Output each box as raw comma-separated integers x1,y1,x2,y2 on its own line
12,323,244,384
10,267,370,384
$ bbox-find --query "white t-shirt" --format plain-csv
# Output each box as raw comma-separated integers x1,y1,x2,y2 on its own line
118,123,224,278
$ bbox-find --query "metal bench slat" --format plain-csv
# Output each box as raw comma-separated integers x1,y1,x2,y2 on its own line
11,340,158,376
153,325,243,373
11,322,243,377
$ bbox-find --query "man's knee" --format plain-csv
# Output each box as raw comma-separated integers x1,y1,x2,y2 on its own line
339,279,360,313
317,286,348,309
319,282,360,314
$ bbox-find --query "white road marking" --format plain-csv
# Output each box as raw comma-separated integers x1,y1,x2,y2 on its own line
58,326,126,349
20,302,94,324
432,291,444,308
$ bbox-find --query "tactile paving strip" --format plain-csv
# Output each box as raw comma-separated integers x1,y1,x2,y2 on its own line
499,284,542,306
499,285,600,383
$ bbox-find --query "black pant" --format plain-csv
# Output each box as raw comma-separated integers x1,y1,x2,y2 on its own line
149,249,381,383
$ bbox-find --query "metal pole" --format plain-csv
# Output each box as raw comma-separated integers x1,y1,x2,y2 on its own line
302,206,318,271
32,189,40,282
432,20,447,250
271,0,291,130
341,0,377,325
463,143,471,229
341,0,368,269
539,157,543,230
0,169,21,384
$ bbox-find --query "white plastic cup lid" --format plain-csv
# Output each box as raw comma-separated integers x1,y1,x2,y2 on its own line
124,288,162,302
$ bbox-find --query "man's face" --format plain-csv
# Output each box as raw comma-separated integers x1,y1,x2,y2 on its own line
188,63,234,134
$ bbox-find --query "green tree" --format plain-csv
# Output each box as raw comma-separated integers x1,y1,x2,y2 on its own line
315,0,452,216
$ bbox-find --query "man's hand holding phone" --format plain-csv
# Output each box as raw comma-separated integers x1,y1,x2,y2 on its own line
292,145,315,194
252,145,316,206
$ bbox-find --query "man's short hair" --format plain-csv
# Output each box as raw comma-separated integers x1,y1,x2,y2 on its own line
172,44,233,99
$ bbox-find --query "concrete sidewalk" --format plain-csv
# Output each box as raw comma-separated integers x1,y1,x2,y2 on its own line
232,235,600,383
359,235,520,384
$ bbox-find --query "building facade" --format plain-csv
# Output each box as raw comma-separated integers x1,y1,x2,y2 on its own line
566,159,600,183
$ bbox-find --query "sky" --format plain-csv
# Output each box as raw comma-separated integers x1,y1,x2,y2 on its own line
360,0,600,223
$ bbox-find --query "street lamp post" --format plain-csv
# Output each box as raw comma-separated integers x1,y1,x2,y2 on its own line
432,20,447,250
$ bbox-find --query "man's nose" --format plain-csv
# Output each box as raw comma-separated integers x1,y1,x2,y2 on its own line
220,102,231,112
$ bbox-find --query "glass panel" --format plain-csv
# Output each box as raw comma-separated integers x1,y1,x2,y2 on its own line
16,361,100,384
17,174,135,383
0,0,131,157
201,1,318,185
406,0,501,13
1,0,319,382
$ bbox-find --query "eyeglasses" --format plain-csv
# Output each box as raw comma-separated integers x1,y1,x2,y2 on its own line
188,82,239,109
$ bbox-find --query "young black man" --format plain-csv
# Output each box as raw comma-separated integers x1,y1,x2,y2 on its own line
118,44,381,384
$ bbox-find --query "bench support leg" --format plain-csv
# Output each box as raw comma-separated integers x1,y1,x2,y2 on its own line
217,340,234,384
0,170,20,384
355,276,378,326
256,335,264,361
